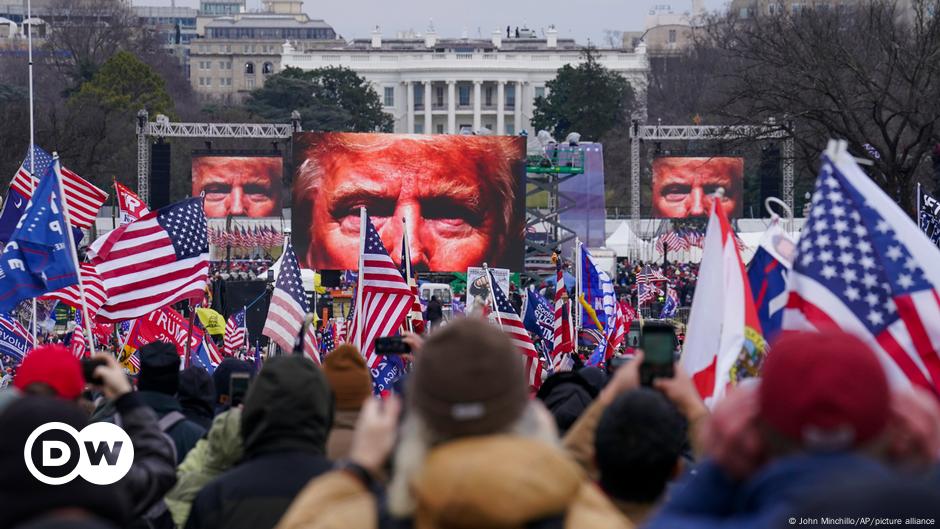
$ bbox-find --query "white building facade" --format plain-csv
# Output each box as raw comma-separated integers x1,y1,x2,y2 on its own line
280,27,649,135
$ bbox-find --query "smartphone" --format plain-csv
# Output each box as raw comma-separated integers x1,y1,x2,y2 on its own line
375,336,412,355
639,322,677,386
230,372,251,407
81,358,107,385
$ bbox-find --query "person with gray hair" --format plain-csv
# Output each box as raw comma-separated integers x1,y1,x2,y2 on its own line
274,317,632,529
291,133,526,272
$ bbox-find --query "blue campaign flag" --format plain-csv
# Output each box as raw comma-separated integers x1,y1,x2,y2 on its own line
580,247,615,365
0,147,54,244
523,288,554,347
0,159,78,313
191,339,217,375
0,313,33,362
372,354,404,396
747,222,794,342
660,285,679,319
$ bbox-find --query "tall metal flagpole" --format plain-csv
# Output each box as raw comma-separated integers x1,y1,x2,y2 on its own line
918,182,922,232
51,155,96,356
574,238,582,330
402,217,413,333
26,0,37,344
355,207,366,350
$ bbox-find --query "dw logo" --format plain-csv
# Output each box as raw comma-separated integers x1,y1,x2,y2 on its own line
24,422,134,485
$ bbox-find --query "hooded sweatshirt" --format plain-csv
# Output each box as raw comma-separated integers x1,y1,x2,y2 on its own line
184,356,334,529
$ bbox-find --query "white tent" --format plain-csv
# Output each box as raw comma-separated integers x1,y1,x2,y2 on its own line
605,221,643,257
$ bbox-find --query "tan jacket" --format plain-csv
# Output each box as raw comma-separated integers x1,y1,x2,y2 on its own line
326,409,359,460
275,435,633,529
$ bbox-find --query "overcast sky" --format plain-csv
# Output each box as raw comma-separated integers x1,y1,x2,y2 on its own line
140,0,730,44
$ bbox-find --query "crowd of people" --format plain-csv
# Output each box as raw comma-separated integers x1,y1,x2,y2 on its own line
2,315,940,529
616,260,700,307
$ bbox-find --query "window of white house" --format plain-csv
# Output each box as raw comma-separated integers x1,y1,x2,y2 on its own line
384,86,395,107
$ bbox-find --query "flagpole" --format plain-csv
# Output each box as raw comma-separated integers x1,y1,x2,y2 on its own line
355,207,366,350
51,155,96,356
574,238,582,330
482,262,504,329
26,0,37,345
402,217,414,333
918,182,922,231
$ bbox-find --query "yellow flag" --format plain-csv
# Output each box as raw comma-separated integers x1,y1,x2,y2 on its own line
196,307,226,335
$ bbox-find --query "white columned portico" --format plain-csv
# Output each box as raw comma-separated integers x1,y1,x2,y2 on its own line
447,80,456,134
472,80,482,131
406,81,415,133
423,80,432,134
496,81,505,135
513,80,522,135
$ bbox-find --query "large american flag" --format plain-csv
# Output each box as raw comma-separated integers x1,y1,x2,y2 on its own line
551,254,573,370
41,263,107,317
262,242,307,353
303,323,321,364
13,146,108,229
784,145,940,397
223,308,247,356
349,213,413,369
488,269,543,390
70,312,87,359
88,198,209,323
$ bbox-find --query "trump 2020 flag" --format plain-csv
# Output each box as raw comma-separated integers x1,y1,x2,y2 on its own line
0,159,79,313
523,288,555,357
747,219,796,342
784,140,940,396
683,200,767,407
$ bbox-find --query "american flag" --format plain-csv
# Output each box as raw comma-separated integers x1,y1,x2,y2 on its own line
349,212,413,369
604,302,627,360
488,269,544,390
223,308,247,356
551,254,573,370
261,241,307,353
302,323,320,364
321,323,336,354
334,319,347,345
656,231,690,253
636,265,656,306
40,263,107,317
88,198,209,323
12,146,108,229
399,233,424,333
783,144,940,396
70,312,87,359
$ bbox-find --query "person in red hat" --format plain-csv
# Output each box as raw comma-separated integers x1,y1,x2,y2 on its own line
644,329,940,529
13,344,85,401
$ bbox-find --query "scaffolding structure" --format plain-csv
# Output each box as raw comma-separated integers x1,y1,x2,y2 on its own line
524,146,585,278
135,109,302,206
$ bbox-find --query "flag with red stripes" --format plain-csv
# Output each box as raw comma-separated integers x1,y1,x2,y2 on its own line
40,263,107,318
87,198,209,323
11,150,107,229
399,234,425,333
488,269,543,390
70,312,87,359
551,255,573,370
783,143,940,398
114,181,149,225
349,213,413,369
303,323,320,364
223,308,247,356
261,241,307,352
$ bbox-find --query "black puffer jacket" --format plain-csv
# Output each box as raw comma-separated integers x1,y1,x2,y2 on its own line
185,355,334,529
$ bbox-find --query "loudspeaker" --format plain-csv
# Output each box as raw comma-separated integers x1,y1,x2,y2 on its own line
150,142,171,209
758,144,781,214
320,270,341,288
222,280,270,346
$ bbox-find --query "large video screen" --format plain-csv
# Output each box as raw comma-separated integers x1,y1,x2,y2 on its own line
651,157,744,218
192,155,283,218
291,132,526,272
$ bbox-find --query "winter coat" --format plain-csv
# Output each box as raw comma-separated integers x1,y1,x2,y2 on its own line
137,390,207,464
644,453,896,529
275,435,633,529
184,356,334,529
166,408,244,527
536,371,600,435
326,409,359,460
178,367,216,431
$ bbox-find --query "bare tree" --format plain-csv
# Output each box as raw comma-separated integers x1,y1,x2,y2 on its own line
699,0,940,213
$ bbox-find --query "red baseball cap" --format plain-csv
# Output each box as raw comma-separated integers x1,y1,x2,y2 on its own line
13,345,85,400
759,330,890,450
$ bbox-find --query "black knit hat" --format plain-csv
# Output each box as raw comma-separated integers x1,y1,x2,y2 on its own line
137,341,180,395
408,318,528,438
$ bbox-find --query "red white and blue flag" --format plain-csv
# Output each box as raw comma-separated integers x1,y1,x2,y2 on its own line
551,254,573,370
262,242,307,353
115,181,149,225
88,198,209,322
223,308,247,356
488,269,544,390
350,213,412,369
783,141,940,397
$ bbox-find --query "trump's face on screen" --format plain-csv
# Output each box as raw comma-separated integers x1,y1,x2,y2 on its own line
291,133,525,272
651,157,743,218
192,156,282,218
